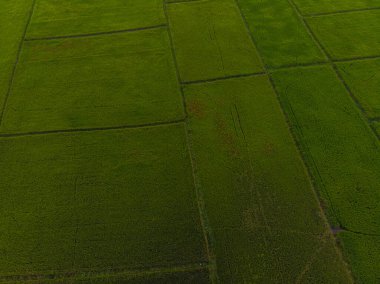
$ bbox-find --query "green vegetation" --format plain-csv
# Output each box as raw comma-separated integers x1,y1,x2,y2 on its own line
306,10,380,60
1,29,183,133
336,58,380,118
272,66,380,283
0,125,206,277
293,0,380,15
28,0,165,38
185,76,351,283
375,122,380,135
1,0,379,282
238,0,326,67
0,0,32,108
19,269,210,283
339,233,380,284
167,0,263,82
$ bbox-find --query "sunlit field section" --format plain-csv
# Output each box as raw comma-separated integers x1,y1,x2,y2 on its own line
306,10,380,60
167,0,263,82
336,58,380,119
1,29,184,134
27,0,165,38
237,0,326,68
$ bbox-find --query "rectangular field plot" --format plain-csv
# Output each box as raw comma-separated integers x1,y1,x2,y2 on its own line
184,76,350,282
271,66,380,283
0,124,206,276
293,0,380,15
0,0,33,108
238,0,326,68
1,29,184,134
27,0,165,38
337,58,380,119
306,10,380,60
167,0,263,82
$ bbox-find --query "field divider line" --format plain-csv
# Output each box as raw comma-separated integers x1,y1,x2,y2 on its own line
303,6,380,18
0,118,186,138
0,0,36,127
332,54,380,63
163,1,220,283
287,0,380,142
0,262,209,282
181,71,266,85
24,24,167,41
234,0,354,281
266,55,380,72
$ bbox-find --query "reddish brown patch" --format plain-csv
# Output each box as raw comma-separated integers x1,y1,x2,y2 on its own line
264,142,276,155
187,99,205,118
215,115,240,158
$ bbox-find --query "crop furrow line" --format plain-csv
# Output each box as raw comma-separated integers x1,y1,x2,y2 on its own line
181,71,266,85
304,6,380,18
24,24,167,41
0,119,185,138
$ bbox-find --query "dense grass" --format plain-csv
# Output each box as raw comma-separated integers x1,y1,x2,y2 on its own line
0,0,32,109
337,58,380,118
293,0,380,15
339,232,380,283
28,0,165,38
1,0,379,282
1,29,184,133
167,0,263,82
20,268,210,283
307,10,380,60
0,125,206,275
238,0,326,67
184,76,351,283
272,66,380,283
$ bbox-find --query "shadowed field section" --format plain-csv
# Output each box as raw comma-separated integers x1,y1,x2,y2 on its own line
237,0,326,68
184,75,351,283
336,58,380,119
0,124,207,280
167,0,263,82
271,66,380,283
293,0,380,15
306,10,380,60
1,28,184,134
0,0,33,112
27,0,165,38
11,268,211,283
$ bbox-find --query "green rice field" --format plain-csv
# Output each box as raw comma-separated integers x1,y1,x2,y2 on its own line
0,0,379,283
